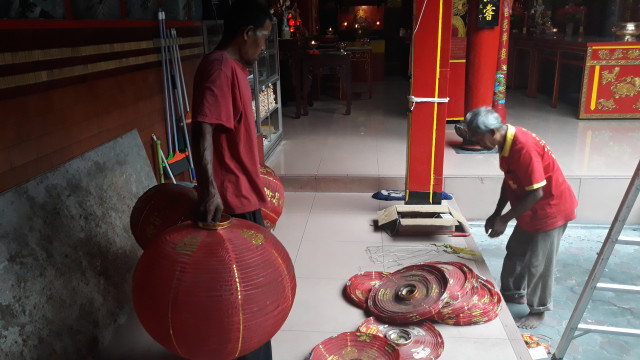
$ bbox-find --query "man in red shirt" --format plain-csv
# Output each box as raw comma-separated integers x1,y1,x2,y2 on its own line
465,107,578,329
191,1,273,358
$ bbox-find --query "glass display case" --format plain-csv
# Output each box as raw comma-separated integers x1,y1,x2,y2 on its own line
249,20,283,160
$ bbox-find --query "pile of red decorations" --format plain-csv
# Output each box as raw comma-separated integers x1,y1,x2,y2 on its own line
344,261,502,326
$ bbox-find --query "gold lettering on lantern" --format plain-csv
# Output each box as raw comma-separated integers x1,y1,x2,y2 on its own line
356,333,374,342
241,229,265,245
362,348,381,359
601,67,620,85
176,235,201,253
343,346,357,357
596,99,616,110
611,76,640,98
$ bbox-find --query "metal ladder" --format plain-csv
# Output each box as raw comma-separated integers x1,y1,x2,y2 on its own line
552,160,640,360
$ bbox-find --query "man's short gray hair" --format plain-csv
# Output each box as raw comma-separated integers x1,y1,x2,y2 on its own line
464,107,503,135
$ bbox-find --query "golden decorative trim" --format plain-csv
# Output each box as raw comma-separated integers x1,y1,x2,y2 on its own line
634,99,640,110
596,98,617,110
579,64,592,118
0,47,202,89
591,65,600,110
629,49,640,59
587,60,640,65
0,36,202,65
233,264,243,358
579,112,640,119
592,45,640,49
197,214,231,229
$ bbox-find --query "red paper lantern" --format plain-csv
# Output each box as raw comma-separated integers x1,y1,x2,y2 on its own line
132,215,296,360
129,183,197,249
260,165,284,229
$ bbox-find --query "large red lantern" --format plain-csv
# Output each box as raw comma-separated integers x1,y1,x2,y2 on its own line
129,183,197,249
132,215,296,360
260,165,284,229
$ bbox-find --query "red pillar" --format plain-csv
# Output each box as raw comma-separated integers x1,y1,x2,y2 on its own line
405,0,453,205
464,0,504,115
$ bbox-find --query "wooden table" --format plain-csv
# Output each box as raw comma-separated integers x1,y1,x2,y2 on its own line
509,35,588,108
346,46,372,99
301,50,352,116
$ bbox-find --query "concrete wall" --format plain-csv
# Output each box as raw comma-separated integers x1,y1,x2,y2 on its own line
0,131,155,359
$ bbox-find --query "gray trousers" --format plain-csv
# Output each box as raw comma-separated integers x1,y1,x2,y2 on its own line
500,223,568,313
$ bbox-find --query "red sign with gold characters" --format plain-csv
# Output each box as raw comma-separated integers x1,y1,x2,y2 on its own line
580,42,640,119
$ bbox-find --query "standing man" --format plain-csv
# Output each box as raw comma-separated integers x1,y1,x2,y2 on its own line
465,107,578,329
191,0,272,358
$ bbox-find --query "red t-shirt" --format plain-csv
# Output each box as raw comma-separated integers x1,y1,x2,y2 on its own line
191,51,267,214
499,125,577,233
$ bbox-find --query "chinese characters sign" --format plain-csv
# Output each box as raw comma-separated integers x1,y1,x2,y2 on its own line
478,0,500,28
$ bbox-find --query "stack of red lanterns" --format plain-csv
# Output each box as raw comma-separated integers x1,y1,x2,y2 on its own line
129,184,295,359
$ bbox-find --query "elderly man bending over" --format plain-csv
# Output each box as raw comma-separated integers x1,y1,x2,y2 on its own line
465,107,578,329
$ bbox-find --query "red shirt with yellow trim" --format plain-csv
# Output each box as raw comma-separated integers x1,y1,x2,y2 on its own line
499,125,577,233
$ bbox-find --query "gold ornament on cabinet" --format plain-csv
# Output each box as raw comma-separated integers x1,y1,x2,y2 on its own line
610,76,640,98
597,99,617,110
601,67,620,85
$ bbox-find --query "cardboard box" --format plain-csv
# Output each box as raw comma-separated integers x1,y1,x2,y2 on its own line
377,204,469,236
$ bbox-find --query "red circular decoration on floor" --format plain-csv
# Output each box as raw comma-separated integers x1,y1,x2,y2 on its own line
308,331,400,360
129,183,197,249
132,216,296,359
345,271,388,309
260,165,284,230
438,276,502,326
367,264,448,324
358,317,445,360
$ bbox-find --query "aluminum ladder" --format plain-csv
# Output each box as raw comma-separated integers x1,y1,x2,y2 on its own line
552,160,640,360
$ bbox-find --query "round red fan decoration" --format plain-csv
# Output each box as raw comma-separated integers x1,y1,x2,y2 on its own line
132,215,296,359
438,276,502,326
358,317,444,360
308,331,400,360
129,183,197,249
345,271,388,309
260,165,284,230
367,264,448,324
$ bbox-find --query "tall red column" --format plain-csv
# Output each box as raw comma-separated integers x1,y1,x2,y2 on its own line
464,0,504,114
492,0,514,122
405,0,453,205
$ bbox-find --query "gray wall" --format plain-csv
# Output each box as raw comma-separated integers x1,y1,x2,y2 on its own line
0,130,155,359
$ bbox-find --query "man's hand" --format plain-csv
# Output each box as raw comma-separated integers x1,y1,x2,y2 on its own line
485,213,499,234
198,188,224,224
487,215,509,238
